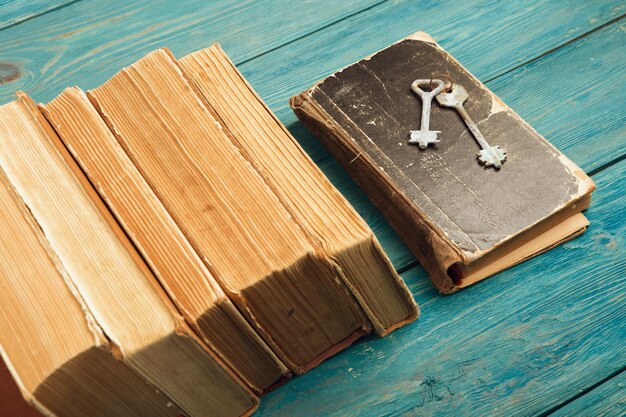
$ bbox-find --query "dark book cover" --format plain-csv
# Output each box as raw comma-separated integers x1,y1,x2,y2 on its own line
0,359,42,417
291,32,594,293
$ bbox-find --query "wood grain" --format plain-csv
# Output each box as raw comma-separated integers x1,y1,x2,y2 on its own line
549,370,626,416
0,1,620,105
258,159,626,416
0,0,75,30
488,20,626,174
0,0,379,103
241,0,624,106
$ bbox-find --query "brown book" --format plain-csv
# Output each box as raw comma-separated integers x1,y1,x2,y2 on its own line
86,49,369,374
42,87,288,394
0,167,184,417
291,32,595,293
179,45,418,336
0,93,257,417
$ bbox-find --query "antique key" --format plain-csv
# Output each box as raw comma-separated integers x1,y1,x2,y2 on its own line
409,79,446,149
436,84,507,169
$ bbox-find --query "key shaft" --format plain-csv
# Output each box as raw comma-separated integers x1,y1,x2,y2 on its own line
455,105,491,151
419,95,434,133
436,84,507,169
409,79,446,149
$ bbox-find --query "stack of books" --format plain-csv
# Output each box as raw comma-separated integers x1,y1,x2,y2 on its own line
0,46,418,417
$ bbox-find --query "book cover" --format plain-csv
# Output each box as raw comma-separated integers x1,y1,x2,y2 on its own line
291,32,594,293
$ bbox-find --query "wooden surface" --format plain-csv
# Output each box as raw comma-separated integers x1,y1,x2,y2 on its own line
0,1,623,415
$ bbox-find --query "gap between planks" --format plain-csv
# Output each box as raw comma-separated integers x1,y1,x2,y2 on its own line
542,367,626,416
0,0,82,31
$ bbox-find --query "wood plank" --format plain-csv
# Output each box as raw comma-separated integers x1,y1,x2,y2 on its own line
0,0,76,30
272,20,626,271
0,0,620,105
258,159,626,416
488,20,626,174
242,0,624,106
550,370,626,416
0,0,379,103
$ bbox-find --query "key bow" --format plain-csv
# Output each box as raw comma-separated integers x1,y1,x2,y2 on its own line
411,79,446,100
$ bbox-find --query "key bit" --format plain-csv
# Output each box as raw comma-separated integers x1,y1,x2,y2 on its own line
409,79,446,149
436,84,507,169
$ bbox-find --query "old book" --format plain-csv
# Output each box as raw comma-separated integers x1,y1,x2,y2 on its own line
42,87,288,394
0,166,185,417
291,32,595,293
0,93,257,417
179,45,418,336
86,49,369,374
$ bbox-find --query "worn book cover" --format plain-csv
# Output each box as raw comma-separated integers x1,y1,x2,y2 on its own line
291,32,595,293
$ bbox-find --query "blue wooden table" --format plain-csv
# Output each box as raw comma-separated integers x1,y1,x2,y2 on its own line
1,1,623,415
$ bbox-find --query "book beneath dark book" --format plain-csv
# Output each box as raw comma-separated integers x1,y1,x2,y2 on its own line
291,32,595,293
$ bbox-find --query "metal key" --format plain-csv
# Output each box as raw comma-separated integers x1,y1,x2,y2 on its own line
436,84,507,169
409,79,446,149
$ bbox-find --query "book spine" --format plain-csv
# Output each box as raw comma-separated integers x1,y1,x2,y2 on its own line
290,92,462,293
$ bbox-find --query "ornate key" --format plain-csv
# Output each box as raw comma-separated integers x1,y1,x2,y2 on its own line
409,79,446,149
436,84,507,169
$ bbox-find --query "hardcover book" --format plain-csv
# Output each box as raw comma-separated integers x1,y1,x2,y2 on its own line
0,94,257,417
86,49,370,375
42,87,287,394
179,45,417,336
291,32,595,293
0,44,420,415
